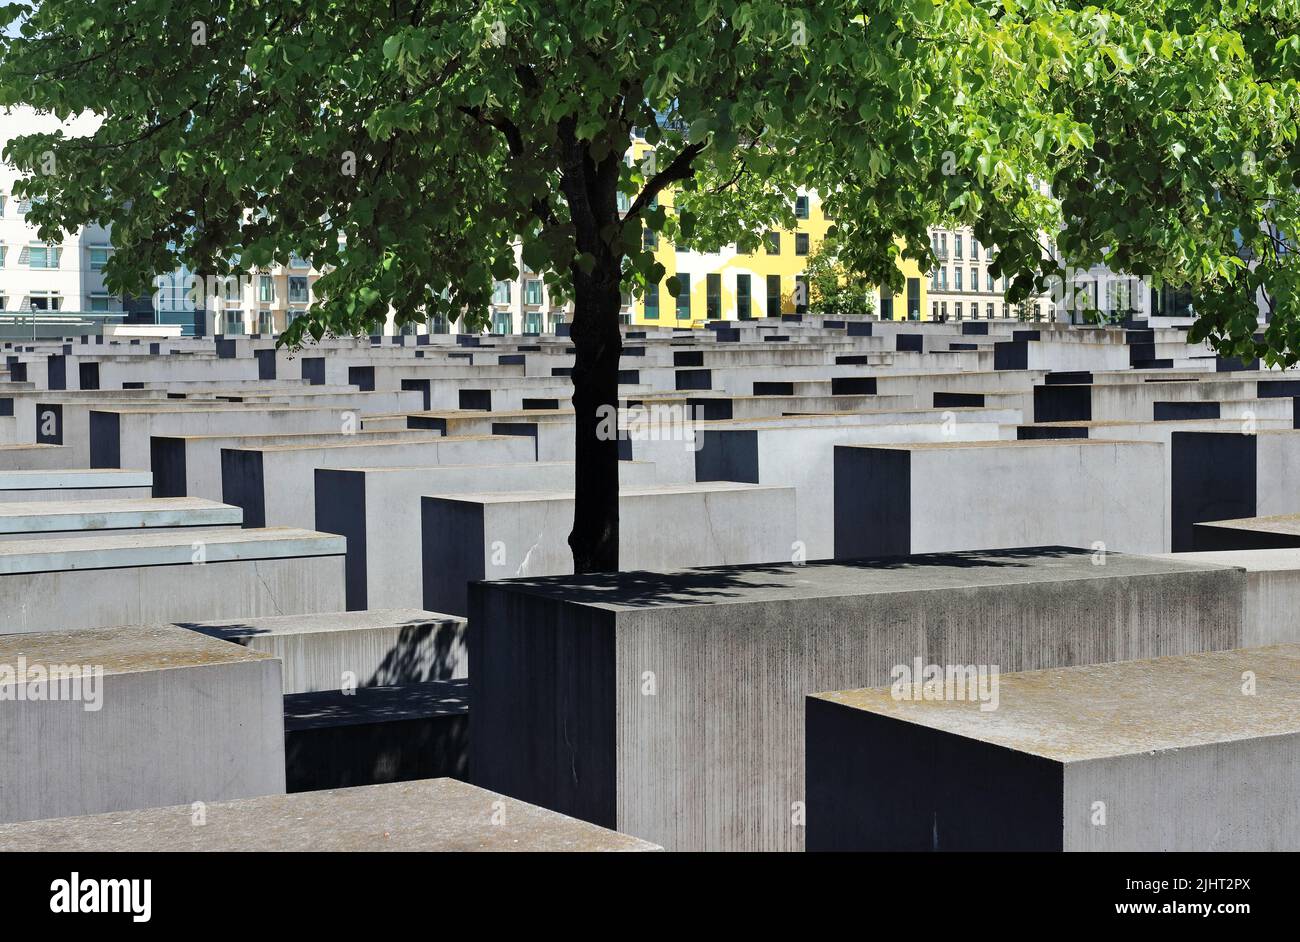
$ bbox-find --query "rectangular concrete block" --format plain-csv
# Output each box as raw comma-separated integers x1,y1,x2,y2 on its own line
469,549,1245,851
425,482,797,615
181,608,466,693
0,623,284,823
835,439,1168,557
806,645,1300,850
0,778,660,851
285,680,469,791
0,528,346,634
0,497,242,541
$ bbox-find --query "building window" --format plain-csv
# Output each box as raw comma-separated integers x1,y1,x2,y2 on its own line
288,276,309,304
492,281,511,305
986,303,994,319
0,246,6,267
259,275,274,303
954,302,962,320
794,275,808,314
931,301,939,320
223,309,244,334
795,233,810,256
89,294,117,313
907,279,920,320
258,310,274,334
548,312,566,332
26,244,61,269
643,226,658,250
525,280,543,305
970,267,977,291
940,268,948,290
706,273,721,320
954,234,963,259
492,311,512,334
523,311,543,333
880,289,894,320
986,271,994,292
675,273,691,320
736,274,751,319
972,239,981,260
954,268,963,291
88,246,111,271
27,292,61,311
0,195,5,217
795,195,810,219
644,282,659,319
766,233,780,255
930,269,939,290
766,274,781,317
289,252,310,269
939,301,947,320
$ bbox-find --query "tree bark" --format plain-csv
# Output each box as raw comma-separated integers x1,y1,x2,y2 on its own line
560,131,625,573
567,268,623,572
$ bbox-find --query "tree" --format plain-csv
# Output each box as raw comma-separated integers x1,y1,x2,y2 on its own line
803,236,877,318
4,1,1298,571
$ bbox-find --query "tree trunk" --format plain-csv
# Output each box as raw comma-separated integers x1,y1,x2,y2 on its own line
559,131,626,573
567,271,623,572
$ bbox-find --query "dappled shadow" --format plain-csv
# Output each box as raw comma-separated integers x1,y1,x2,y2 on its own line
472,546,1095,609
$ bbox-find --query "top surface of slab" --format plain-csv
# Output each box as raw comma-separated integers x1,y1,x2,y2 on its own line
0,778,660,851
0,469,152,489
476,548,1238,611
0,526,344,574
1196,513,1300,536
811,644,1300,763
179,608,462,638
431,481,786,505
0,497,241,529
1154,549,1300,573
0,622,273,680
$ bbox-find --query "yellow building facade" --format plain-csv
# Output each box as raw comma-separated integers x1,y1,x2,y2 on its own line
630,171,927,325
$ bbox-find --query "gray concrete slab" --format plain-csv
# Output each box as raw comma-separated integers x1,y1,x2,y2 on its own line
807,644,1300,850
0,778,661,851
0,623,284,823
469,548,1245,851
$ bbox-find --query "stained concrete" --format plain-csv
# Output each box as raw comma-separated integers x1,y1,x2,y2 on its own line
0,623,284,824
181,608,466,693
807,644,1300,850
0,778,661,851
470,548,1245,851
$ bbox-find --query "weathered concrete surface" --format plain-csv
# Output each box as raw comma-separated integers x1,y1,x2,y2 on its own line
834,438,1168,557
182,608,466,693
0,528,345,634
470,548,1245,851
1156,548,1300,646
425,481,797,615
315,460,657,610
807,644,1300,851
0,623,284,823
0,778,661,851
0,496,242,541
0,468,152,503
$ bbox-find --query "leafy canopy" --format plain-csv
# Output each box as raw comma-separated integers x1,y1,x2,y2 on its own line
1,1,1297,359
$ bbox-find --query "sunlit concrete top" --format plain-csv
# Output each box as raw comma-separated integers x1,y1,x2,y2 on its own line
478,548,1240,611
811,644,1300,763
0,497,241,533
0,622,272,679
0,778,661,852
1156,548,1300,573
0,469,152,490
180,608,462,639
0,526,344,575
